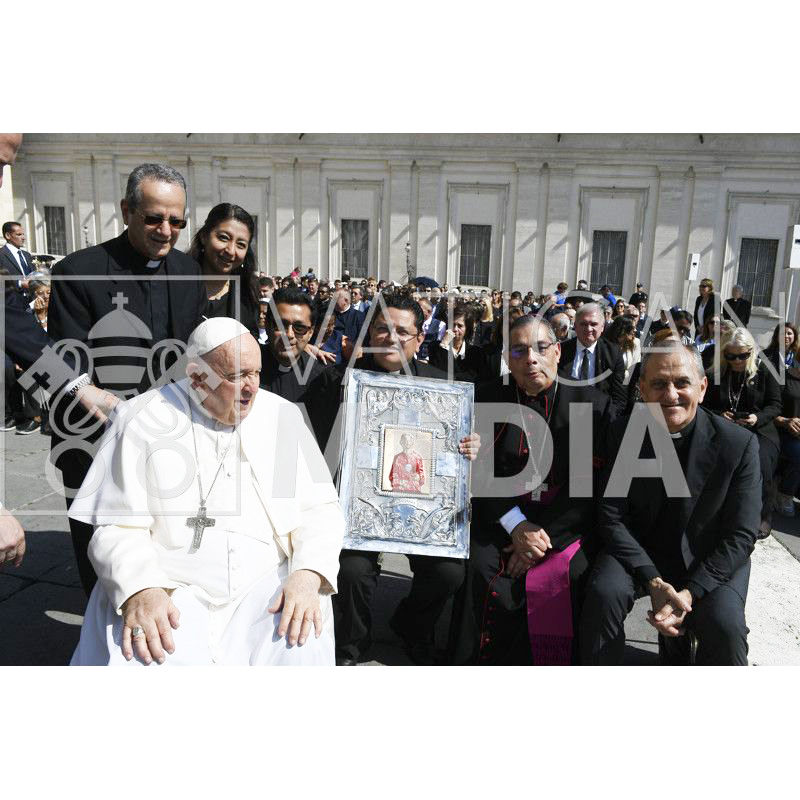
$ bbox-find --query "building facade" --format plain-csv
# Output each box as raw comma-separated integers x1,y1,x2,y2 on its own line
9,133,800,339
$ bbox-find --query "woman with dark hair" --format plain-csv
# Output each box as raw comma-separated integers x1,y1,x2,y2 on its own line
695,313,720,354
763,322,799,371
604,315,640,384
189,203,260,337
427,302,486,382
611,298,627,319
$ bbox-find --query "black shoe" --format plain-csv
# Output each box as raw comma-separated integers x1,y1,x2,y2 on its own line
1,416,16,432
389,612,435,666
40,419,52,436
15,419,40,435
756,519,772,540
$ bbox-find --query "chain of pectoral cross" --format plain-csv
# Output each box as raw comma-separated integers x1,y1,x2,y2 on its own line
186,401,238,550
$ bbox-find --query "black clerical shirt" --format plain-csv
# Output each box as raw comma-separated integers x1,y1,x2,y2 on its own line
641,414,698,582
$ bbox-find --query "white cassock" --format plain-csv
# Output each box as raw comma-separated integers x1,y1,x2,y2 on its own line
69,378,344,666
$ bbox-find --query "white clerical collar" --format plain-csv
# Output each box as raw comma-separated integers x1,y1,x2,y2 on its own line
577,340,598,355
145,259,162,270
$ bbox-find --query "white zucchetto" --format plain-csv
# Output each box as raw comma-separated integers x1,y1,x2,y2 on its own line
189,317,250,357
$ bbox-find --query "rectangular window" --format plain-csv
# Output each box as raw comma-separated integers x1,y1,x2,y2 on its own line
459,224,491,285
590,230,627,296
44,206,67,255
341,219,369,278
738,237,778,307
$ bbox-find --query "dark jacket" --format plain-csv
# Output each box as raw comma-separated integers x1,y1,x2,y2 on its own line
472,376,611,551
334,305,366,343
0,244,34,279
693,292,716,332
701,361,782,450
47,231,206,468
557,336,627,416
597,407,760,600
427,340,487,384
261,346,325,403
722,297,751,327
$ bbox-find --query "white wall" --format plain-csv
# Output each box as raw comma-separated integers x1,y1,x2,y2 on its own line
11,134,800,336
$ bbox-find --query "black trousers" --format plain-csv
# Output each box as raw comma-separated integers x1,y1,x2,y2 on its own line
578,550,750,666
448,526,591,665
756,434,779,526
5,354,40,422
59,449,97,597
333,548,464,661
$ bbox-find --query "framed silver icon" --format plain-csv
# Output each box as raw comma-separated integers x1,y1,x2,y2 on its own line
338,369,474,558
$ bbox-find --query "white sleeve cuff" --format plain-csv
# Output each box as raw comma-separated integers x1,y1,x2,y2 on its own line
499,506,526,535
62,373,91,395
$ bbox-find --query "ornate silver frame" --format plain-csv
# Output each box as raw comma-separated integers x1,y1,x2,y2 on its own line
338,369,474,558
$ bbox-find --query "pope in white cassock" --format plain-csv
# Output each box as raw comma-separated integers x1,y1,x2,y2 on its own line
69,317,344,666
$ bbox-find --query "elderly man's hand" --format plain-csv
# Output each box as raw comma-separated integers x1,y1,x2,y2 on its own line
458,432,481,461
0,508,25,569
268,569,323,646
121,587,180,665
646,578,692,637
503,521,552,579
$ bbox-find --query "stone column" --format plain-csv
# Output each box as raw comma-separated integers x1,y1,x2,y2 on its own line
273,159,296,275
388,160,412,283
648,168,690,309
686,166,723,306
541,165,574,296
511,163,540,294
299,159,321,274
415,160,442,282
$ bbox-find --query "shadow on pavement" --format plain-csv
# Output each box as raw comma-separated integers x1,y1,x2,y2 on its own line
0,530,86,666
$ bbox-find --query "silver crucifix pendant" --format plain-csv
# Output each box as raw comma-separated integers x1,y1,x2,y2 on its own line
526,479,548,502
186,505,215,550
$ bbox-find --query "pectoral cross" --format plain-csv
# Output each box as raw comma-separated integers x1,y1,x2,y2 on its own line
525,474,548,502
186,505,215,550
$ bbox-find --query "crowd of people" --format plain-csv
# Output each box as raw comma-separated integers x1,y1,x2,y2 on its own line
1,147,792,667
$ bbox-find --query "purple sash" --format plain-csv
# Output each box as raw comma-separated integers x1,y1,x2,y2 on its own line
525,539,581,665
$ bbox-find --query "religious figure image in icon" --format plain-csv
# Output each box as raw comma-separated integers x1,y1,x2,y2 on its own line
380,427,433,495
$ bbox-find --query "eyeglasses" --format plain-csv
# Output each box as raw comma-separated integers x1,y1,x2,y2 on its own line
219,368,261,384
724,351,752,362
371,325,419,342
509,342,557,359
271,319,313,337
134,209,187,230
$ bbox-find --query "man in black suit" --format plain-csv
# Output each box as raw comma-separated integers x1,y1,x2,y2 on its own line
722,284,752,327
558,301,626,415
579,342,760,665
1,221,34,289
47,163,206,595
304,292,479,665
260,286,326,402
450,314,611,665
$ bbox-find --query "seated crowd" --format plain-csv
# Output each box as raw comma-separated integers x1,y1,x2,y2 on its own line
2,160,790,669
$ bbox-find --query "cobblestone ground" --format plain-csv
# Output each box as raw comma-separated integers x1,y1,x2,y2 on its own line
2,429,798,665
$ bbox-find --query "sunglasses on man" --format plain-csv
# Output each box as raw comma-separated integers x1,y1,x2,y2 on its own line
135,209,188,229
